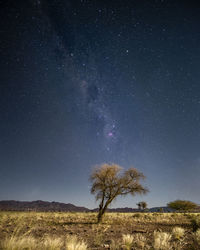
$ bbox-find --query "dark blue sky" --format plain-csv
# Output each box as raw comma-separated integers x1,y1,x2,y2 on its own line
1,0,200,208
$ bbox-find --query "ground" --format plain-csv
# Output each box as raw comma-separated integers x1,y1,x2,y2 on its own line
0,211,200,249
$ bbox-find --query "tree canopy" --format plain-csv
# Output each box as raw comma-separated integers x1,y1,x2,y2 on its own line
167,200,197,211
137,201,147,210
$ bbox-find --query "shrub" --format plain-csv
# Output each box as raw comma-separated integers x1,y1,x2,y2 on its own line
167,200,197,211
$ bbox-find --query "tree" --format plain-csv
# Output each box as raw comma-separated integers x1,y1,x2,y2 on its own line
167,200,197,212
137,202,142,210
137,201,147,211
90,163,148,223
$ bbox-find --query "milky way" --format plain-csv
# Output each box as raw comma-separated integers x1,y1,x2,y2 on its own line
78,77,119,152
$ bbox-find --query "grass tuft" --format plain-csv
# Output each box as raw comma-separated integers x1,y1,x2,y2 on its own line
172,227,185,240
153,231,172,250
122,234,134,250
43,236,63,250
0,235,37,250
65,235,87,250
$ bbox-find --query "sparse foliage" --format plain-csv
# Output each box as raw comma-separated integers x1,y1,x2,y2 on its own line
168,200,197,212
90,163,148,223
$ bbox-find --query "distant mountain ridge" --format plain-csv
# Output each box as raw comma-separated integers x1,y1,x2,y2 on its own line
0,200,144,212
0,200,89,212
0,200,199,212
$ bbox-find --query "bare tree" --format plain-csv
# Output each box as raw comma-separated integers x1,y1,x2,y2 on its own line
90,163,148,223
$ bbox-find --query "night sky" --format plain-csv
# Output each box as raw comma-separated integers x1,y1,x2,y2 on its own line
1,0,200,208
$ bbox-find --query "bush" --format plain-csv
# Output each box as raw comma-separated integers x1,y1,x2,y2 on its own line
167,200,197,212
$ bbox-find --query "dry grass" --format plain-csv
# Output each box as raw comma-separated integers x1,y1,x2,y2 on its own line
0,211,199,249
43,236,63,250
192,229,200,249
0,235,37,250
0,234,87,250
153,231,172,249
172,227,185,240
122,234,134,249
65,235,87,250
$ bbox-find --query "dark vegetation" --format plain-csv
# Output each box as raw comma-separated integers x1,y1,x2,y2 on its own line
168,200,198,212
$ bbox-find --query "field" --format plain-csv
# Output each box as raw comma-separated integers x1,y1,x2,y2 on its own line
0,211,200,249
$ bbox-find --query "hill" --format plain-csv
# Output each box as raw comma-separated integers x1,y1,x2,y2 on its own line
0,200,89,212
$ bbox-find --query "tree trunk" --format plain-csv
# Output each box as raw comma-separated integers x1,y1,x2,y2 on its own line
97,208,104,223
97,196,105,223
97,199,113,223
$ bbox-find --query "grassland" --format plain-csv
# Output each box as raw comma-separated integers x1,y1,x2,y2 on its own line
0,211,200,249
